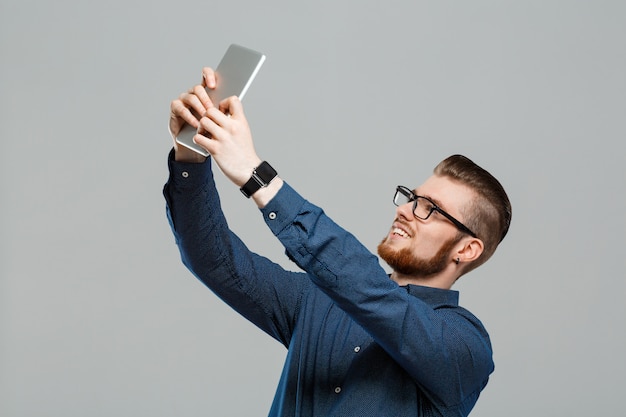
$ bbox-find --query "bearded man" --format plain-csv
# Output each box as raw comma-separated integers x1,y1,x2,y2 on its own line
164,67,512,417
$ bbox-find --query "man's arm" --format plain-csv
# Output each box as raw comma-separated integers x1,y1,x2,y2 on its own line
260,184,494,407
164,151,308,347
174,71,493,407
164,69,305,346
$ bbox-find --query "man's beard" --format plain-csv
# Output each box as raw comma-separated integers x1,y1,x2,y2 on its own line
377,233,462,278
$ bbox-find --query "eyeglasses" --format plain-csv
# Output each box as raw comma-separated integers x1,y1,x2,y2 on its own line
393,185,478,238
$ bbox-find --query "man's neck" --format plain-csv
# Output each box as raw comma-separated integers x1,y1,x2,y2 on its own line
390,270,457,290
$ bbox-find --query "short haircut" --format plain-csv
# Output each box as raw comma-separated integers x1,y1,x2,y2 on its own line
434,154,512,272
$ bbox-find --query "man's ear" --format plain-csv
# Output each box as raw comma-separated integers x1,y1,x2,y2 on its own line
456,237,484,263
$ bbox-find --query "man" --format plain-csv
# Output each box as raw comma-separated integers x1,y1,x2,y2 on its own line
164,67,512,417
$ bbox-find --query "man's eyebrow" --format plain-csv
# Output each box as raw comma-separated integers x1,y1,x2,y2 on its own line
415,190,446,209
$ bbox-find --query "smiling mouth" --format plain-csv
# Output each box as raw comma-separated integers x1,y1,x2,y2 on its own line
391,227,410,239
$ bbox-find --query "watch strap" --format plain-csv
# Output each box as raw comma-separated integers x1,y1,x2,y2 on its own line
240,161,278,198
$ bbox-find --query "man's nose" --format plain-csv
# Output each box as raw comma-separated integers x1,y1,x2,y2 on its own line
396,201,414,220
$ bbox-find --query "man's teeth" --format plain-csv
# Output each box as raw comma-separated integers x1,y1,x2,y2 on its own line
392,228,409,238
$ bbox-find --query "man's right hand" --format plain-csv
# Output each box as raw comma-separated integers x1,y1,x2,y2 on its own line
169,68,217,162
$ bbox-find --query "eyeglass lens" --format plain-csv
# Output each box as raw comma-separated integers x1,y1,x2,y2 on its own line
393,189,434,220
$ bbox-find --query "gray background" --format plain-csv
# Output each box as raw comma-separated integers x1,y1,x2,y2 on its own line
1,0,624,416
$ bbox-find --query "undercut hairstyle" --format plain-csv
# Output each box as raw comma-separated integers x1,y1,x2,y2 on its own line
434,155,512,273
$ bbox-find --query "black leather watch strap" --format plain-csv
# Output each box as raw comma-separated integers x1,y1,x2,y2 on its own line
240,161,278,198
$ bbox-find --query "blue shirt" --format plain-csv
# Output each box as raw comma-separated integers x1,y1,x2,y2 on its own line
164,153,494,417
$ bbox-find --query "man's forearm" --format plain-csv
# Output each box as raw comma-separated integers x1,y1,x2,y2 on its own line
251,177,284,208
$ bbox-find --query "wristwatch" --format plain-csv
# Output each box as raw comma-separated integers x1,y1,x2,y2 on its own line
240,161,278,198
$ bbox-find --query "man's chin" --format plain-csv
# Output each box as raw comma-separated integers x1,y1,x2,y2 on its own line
378,233,461,278
377,239,407,271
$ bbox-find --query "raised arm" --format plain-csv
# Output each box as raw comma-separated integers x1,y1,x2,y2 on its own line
164,70,306,346
174,73,494,407
260,186,494,407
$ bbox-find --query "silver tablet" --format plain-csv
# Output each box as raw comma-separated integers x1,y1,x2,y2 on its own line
175,44,266,156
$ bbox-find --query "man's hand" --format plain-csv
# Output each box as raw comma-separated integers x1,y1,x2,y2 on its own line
194,95,262,187
169,67,217,162
169,67,282,206
195,94,283,207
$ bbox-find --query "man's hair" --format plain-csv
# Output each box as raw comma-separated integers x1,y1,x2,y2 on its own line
434,154,512,273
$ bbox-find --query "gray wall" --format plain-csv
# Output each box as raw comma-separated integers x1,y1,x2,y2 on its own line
1,1,624,416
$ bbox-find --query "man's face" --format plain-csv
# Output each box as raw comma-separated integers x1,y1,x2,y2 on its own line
377,175,474,278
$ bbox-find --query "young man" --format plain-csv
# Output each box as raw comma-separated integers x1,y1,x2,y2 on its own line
164,68,512,417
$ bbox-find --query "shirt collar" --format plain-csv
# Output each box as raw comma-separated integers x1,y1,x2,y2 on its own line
404,284,459,307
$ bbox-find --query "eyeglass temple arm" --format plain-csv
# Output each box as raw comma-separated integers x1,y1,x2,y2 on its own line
435,208,477,238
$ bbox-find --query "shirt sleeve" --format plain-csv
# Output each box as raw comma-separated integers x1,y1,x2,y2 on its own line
163,150,309,347
261,183,494,408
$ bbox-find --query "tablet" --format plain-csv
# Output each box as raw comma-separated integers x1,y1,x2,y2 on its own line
175,44,266,156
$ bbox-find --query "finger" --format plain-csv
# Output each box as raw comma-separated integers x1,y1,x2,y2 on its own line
219,95,243,118
190,84,213,110
202,67,217,89
205,106,232,130
179,90,208,118
193,131,216,155
170,99,200,129
197,109,227,139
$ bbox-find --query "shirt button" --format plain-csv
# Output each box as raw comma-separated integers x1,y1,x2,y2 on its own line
334,387,342,394
354,346,361,353
182,171,189,178
268,212,277,220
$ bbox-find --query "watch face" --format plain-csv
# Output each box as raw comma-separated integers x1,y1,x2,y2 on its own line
241,162,277,198
255,161,277,184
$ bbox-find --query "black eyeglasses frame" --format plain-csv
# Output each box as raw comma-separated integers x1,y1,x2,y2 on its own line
394,185,478,239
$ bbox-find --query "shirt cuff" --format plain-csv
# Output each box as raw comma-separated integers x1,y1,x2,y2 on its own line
167,148,213,190
261,182,306,236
